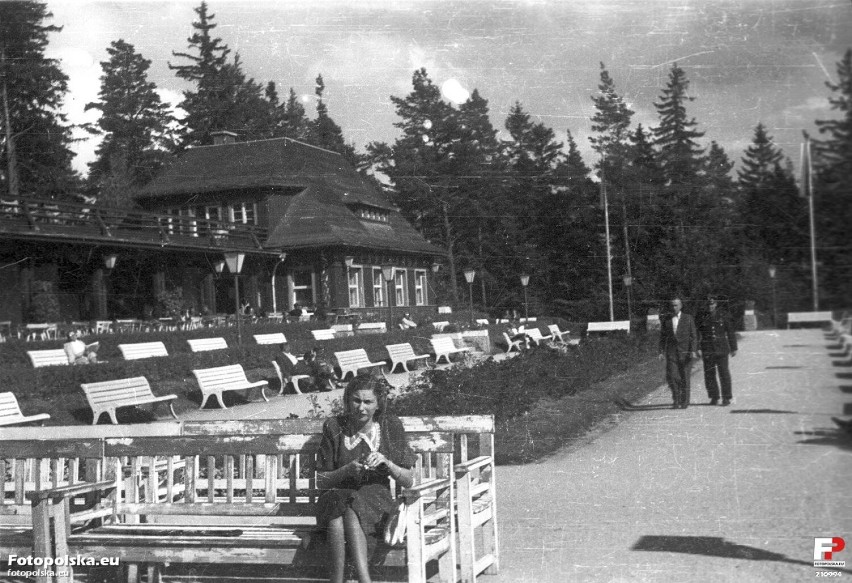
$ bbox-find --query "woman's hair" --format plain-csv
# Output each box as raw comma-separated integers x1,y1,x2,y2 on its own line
343,371,390,419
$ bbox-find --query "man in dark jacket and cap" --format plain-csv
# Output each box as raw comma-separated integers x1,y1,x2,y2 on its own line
698,295,738,406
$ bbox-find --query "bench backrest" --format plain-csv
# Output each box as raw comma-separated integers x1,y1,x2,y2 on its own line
587,320,630,333
432,321,450,331
519,317,537,323
386,343,416,360
187,337,228,352
437,306,452,314
99,429,454,515
27,349,69,368
310,329,336,341
254,333,287,345
81,377,155,408
787,311,833,323
357,322,387,333
335,349,373,368
118,342,168,360
475,318,490,326
0,392,25,423
547,324,564,336
526,328,546,340
431,337,458,352
192,365,249,389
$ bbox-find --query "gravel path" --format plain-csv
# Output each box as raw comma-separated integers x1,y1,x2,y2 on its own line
486,329,852,583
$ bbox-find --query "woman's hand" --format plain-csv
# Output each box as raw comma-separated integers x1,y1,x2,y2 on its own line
361,452,388,470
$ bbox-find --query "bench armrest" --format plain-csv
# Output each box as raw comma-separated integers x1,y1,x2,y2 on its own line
454,455,493,474
401,477,452,501
28,479,116,502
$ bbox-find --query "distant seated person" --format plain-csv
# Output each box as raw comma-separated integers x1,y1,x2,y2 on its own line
398,312,417,330
63,331,99,365
289,303,309,319
304,346,339,392
507,324,532,350
274,343,309,394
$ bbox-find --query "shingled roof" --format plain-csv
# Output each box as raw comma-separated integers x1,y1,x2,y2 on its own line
140,138,443,256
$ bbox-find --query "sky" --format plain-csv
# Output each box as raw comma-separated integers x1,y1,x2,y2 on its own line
44,0,852,179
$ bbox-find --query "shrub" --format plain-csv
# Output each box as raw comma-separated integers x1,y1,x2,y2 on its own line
391,332,657,423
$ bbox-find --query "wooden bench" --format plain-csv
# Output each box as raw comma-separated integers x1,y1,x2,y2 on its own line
475,318,490,326
502,332,523,353
31,425,458,583
331,323,355,337
586,320,631,334
270,360,311,394
253,332,288,345
334,348,386,381
81,377,178,425
432,320,450,332
386,343,431,373
526,328,552,346
548,324,580,346
357,322,387,334
187,337,228,352
310,328,336,341
192,364,270,409
26,349,69,368
431,336,472,364
438,306,453,314
519,317,537,323
0,392,50,427
787,311,834,328
117,341,168,361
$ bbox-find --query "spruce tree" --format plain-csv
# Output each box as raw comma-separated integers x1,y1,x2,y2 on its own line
170,2,271,146
281,88,310,140
653,63,705,186
737,123,783,190
0,1,77,198
309,74,357,163
813,49,852,307
85,40,175,196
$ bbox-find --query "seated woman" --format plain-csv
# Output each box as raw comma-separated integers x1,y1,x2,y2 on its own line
316,373,415,583
274,343,309,393
63,331,98,365
507,324,533,350
398,313,417,330
304,346,340,392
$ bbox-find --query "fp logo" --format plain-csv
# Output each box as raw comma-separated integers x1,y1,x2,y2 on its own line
814,537,846,564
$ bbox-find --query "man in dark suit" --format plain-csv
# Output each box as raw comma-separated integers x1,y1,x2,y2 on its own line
698,295,738,406
659,297,699,409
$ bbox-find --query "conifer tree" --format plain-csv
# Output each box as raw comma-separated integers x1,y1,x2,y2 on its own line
85,40,175,197
309,74,357,163
813,49,852,306
0,1,77,198
737,123,782,190
653,63,705,186
170,2,271,146
281,88,310,140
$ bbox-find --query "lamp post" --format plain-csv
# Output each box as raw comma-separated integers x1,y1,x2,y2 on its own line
224,252,246,345
463,268,475,324
520,274,530,321
381,264,395,330
271,252,287,314
623,275,633,323
768,265,777,328
103,254,117,270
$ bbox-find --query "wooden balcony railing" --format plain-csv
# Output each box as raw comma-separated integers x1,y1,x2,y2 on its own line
0,196,271,252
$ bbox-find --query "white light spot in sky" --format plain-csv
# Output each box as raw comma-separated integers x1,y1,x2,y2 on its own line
423,119,433,130
441,78,470,105
422,134,430,144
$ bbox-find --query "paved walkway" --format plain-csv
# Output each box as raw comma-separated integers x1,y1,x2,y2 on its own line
487,329,852,582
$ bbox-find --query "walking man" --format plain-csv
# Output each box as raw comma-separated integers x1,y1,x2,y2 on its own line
698,295,737,406
659,297,699,409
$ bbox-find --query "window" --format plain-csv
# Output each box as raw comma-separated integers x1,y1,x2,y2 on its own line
228,202,257,225
290,269,315,307
348,267,364,308
373,268,385,307
415,270,427,306
394,269,408,306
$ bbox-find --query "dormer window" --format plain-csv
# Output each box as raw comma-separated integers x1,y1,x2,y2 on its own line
355,204,389,223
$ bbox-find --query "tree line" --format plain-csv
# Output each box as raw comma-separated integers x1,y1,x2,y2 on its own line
1,1,850,319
